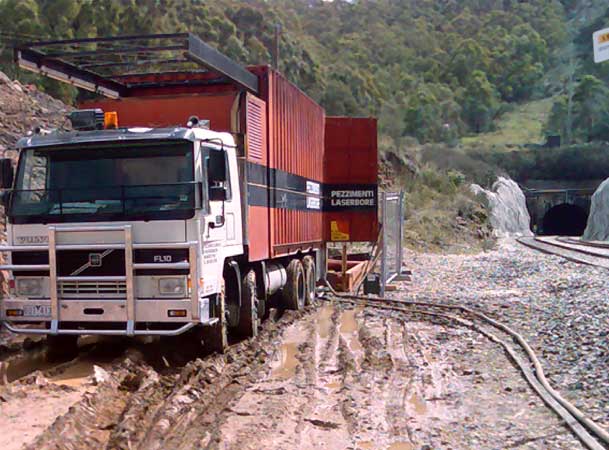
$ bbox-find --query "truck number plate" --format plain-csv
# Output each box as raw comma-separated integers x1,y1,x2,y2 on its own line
23,305,51,317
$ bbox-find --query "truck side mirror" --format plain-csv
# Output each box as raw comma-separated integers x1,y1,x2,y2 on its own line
207,150,227,183
0,159,14,189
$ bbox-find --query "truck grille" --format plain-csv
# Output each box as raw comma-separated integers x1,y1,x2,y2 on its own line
59,280,127,298
57,249,125,277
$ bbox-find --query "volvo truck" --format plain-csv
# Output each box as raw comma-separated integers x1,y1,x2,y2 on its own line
0,34,378,353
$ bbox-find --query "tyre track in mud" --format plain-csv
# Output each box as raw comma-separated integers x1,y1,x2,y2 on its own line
204,303,468,450
8,299,586,449
0,337,140,450
210,303,355,450
23,309,307,450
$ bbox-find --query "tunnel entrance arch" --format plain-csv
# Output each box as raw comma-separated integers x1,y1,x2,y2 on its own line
541,203,588,236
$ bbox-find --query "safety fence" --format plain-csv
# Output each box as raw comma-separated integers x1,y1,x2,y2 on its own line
380,191,404,295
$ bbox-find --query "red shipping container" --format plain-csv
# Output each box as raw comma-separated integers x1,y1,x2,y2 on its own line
253,68,325,258
323,117,379,242
82,66,327,261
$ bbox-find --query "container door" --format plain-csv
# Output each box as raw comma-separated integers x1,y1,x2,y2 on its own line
323,117,379,242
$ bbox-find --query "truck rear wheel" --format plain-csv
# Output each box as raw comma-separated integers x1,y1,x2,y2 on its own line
235,270,259,338
302,255,316,305
258,295,269,322
283,259,306,310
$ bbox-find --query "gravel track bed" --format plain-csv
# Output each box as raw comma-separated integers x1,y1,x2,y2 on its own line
403,237,609,431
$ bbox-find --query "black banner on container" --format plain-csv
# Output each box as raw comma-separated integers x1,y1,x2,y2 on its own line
324,184,378,211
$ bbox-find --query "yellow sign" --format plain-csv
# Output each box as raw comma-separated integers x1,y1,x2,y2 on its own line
330,220,350,241
594,27,609,63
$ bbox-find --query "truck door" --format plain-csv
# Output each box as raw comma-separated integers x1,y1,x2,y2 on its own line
200,143,243,297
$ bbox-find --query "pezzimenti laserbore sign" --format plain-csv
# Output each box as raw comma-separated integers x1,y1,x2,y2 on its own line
324,184,378,211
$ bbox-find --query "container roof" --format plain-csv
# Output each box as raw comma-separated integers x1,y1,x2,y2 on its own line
14,33,259,98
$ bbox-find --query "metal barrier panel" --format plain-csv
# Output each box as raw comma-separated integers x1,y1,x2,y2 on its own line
380,191,404,295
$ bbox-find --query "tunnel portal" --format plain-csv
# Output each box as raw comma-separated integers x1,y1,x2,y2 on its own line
541,203,589,236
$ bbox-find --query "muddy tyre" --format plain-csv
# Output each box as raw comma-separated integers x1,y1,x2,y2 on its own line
224,262,241,329
282,259,306,311
235,270,259,338
258,296,269,322
46,335,78,362
201,320,228,354
202,288,228,353
302,256,316,305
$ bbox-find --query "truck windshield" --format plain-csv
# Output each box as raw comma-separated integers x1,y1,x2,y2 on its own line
9,141,195,224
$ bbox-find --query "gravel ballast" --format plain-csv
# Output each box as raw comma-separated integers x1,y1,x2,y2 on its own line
402,238,609,430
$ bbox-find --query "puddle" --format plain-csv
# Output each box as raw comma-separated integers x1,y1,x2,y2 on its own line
339,309,358,334
387,442,414,450
2,337,118,385
324,380,342,392
408,393,428,415
49,360,95,387
271,321,311,381
317,304,335,339
271,342,299,380
339,309,364,363
4,349,64,383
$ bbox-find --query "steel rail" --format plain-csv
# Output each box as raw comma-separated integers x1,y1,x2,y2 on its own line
517,237,609,269
535,237,609,259
561,237,609,250
321,283,609,450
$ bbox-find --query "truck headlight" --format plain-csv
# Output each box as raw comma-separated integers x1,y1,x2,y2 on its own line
16,278,43,297
158,277,186,296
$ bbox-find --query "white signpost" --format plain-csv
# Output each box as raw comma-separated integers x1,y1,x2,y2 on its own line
593,27,609,63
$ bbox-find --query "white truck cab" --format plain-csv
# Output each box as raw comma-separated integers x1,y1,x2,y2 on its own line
0,124,245,348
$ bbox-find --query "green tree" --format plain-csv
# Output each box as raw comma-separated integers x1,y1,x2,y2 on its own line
572,75,609,141
461,70,499,133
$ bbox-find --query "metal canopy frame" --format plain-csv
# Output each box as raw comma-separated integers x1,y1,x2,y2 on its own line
14,33,259,98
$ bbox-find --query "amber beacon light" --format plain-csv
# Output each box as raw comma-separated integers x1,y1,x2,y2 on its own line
104,111,119,129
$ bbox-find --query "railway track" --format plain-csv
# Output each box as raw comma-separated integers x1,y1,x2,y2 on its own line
322,289,609,450
517,236,609,268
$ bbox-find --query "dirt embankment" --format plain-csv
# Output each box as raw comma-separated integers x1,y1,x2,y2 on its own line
0,71,70,156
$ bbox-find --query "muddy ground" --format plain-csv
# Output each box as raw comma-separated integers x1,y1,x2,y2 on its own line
0,240,597,449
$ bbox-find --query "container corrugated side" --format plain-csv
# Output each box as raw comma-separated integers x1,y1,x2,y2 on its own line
265,69,325,257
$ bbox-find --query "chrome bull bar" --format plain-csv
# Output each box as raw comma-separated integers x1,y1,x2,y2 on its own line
0,225,202,336
3,321,198,336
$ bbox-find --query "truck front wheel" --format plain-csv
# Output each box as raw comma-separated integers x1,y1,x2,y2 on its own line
283,259,306,311
202,289,228,354
235,270,259,338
